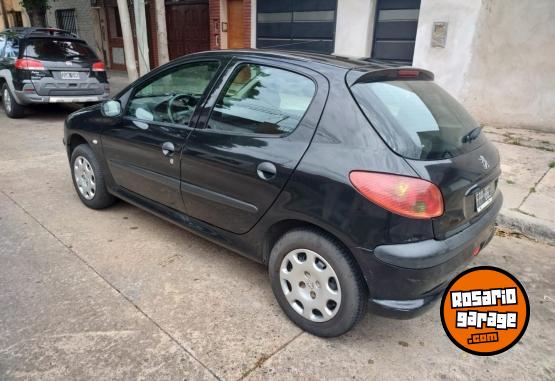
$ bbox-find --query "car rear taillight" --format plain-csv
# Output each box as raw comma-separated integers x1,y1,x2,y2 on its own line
92,61,105,72
14,58,45,71
349,171,444,219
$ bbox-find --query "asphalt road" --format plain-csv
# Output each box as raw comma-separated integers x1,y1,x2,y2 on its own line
0,106,554,380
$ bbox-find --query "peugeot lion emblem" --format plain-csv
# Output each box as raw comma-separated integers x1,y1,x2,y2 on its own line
479,155,490,170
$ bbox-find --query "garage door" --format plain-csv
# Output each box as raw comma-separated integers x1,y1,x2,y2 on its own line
371,0,421,63
256,0,337,54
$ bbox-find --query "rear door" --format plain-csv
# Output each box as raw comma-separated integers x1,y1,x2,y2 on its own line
180,58,329,234
101,60,222,211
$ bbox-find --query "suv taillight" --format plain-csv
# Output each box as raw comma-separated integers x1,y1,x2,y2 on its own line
92,61,105,72
15,58,45,71
349,171,444,219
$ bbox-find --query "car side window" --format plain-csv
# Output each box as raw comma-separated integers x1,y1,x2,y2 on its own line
126,61,220,126
206,64,316,136
4,38,19,59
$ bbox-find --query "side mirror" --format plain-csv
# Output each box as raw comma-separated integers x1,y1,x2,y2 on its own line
101,100,122,117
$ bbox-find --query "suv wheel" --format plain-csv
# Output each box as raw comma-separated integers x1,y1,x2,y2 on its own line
70,144,116,209
2,83,26,118
269,228,367,337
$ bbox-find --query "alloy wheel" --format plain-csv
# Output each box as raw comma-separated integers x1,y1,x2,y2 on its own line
279,249,342,322
74,156,96,200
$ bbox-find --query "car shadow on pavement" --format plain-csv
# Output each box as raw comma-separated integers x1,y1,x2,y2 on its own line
17,103,88,121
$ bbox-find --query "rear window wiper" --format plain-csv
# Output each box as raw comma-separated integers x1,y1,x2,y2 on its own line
461,126,482,143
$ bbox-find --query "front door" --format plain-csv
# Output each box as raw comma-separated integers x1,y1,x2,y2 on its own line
180,59,329,234
227,0,244,48
101,60,222,211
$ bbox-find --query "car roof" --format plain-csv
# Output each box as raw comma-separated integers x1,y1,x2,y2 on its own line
186,49,406,72
2,27,80,40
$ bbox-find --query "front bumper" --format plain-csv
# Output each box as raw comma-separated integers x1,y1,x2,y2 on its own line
352,192,503,319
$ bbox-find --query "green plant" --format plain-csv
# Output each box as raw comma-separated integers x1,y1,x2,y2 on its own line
549,160,555,168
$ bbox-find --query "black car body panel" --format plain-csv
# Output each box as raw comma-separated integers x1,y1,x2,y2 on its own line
64,49,503,318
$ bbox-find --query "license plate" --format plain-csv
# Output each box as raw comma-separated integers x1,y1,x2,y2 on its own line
476,181,495,212
61,72,80,80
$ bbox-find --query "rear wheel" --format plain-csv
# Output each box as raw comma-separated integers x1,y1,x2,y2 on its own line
70,144,116,209
269,228,367,337
2,83,26,118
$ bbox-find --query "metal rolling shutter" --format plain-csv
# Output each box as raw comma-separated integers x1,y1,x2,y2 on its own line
256,0,337,54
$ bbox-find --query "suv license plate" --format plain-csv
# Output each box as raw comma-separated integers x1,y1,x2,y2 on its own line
476,181,495,213
61,72,80,80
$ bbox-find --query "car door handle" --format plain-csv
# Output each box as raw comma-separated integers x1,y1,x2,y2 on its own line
257,162,277,180
162,141,175,156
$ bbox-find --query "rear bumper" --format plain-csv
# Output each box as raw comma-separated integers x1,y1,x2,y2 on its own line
352,192,503,319
15,90,110,105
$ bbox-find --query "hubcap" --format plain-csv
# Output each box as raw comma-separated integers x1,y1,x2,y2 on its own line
3,88,11,113
73,156,96,200
279,249,342,322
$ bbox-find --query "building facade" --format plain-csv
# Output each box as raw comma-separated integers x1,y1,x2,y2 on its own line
45,0,102,56
7,0,546,130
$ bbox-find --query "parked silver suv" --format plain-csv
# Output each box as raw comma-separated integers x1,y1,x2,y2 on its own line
0,28,110,118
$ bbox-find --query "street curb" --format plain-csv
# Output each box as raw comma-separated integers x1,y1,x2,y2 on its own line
497,209,555,246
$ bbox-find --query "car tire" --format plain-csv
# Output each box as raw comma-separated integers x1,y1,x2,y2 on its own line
269,228,368,337
2,83,26,118
70,144,116,209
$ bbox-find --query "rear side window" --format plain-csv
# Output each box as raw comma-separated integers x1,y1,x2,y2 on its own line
351,80,485,160
23,39,97,61
4,38,19,58
207,64,316,135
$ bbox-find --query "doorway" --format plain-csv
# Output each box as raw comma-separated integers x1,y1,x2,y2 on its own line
227,0,244,49
166,0,210,59
371,0,421,63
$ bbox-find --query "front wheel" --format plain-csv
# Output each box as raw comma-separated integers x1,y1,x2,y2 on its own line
70,144,116,209
2,83,26,118
269,228,368,337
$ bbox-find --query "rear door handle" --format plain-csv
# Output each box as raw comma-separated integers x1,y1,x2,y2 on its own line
162,141,175,156
257,162,277,180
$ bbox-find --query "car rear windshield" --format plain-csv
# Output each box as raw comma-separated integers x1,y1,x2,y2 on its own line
351,80,486,160
23,38,98,61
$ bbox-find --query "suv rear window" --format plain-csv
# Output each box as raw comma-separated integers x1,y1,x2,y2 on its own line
351,80,485,160
23,38,97,61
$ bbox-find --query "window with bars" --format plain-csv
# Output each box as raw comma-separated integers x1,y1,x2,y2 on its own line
55,9,78,35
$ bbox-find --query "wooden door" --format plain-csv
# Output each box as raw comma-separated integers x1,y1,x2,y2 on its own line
227,0,244,49
166,1,210,60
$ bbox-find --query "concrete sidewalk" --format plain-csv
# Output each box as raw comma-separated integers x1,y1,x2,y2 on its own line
484,126,555,245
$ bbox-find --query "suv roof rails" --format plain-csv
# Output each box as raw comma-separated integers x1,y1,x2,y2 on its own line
4,27,79,39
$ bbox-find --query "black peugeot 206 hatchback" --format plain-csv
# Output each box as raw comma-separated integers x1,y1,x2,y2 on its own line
63,50,502,337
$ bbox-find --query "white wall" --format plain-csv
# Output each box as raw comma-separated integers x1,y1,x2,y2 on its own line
462,0,555,131
334,0,376,57
412,0,482,97
414,0,555,131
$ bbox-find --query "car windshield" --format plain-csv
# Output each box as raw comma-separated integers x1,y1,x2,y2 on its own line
351,80,486,160
23,38,98,61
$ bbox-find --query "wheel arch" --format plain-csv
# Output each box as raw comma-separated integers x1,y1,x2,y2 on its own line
263,219,360,272
67,133,89,157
